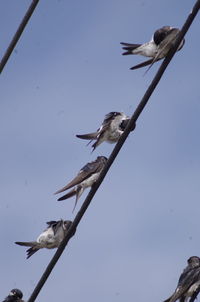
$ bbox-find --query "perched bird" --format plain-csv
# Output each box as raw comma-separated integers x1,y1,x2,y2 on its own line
121,26,185,70
15,220,74,258
164,256,200,302
2,289,24,302
76,112,135,151
54,156,107,211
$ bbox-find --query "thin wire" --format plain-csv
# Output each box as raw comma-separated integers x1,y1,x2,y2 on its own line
27,1,200,301
0,0,40,74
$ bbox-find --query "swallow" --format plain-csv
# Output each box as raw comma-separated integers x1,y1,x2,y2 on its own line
54,156,108,211
76,112,135,151
164,256,200,302
15,220,74,258
121,26,185,70
2,289,24,302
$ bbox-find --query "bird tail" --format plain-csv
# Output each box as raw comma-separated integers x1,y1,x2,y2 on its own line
120,42,142,55
76,132,98,140
91,134,105,152
15,241,40,259
130,57,162,70
57,186,84,212
72,186,84,213
91,140,99,152
15,241,37,247
57,188,77,201
26,247,40,259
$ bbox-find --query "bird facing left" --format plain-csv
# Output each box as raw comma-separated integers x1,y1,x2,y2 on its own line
54,156,108,212
15,220,74,258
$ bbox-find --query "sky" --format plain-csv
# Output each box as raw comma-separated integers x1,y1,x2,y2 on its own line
0,0,200,301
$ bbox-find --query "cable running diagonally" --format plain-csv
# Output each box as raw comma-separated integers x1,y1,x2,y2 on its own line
0,0,40,74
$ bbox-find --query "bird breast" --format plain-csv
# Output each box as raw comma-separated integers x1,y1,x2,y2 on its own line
132,41,158,57
80,173,100,188
37,227,65,248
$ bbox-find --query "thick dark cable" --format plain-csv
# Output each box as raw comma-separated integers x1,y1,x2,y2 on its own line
27,1,200,301
0,0,40,74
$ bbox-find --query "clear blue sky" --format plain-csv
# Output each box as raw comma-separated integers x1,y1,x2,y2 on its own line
1,0,200,301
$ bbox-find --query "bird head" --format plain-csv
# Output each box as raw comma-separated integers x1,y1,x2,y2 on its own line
187,256,200,268
9,289,23,300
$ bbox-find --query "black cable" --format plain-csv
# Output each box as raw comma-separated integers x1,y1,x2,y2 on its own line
27,1,200,301
0,0,40,74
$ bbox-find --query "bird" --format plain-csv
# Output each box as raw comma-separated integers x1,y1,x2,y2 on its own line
15,220,74,258
54,156,108,211
2,289,24,302
164,256,200,302
76,112,135,151
121,26,185,70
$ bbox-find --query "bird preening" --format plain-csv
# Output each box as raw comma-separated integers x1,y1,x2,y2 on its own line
76,112,135,152
15,220,75,258
121,26,185,71
54,156,108,212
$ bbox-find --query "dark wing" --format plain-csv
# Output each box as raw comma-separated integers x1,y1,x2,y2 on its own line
54,172,88,194
2,297,11,302
46,220,58,227
15,241,39,258
168,267,200,302
55,158,104,195
46,220,63,234
103,112,121,124
26,246,40,259
96,112,121,138
130,57,162,70
178,267,200,288
76,132,98,140
80,158,105,174
76,113,121,143
57,188,76,201
15,241,36,247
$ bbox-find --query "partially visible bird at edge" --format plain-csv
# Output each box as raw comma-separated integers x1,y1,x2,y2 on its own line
164,256,200,302
2,289,24,302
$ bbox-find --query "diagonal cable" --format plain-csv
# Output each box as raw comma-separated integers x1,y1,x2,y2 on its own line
27,1,200,301
0,0,40,74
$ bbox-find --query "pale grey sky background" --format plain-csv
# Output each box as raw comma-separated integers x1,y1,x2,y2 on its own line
1,0,200,301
